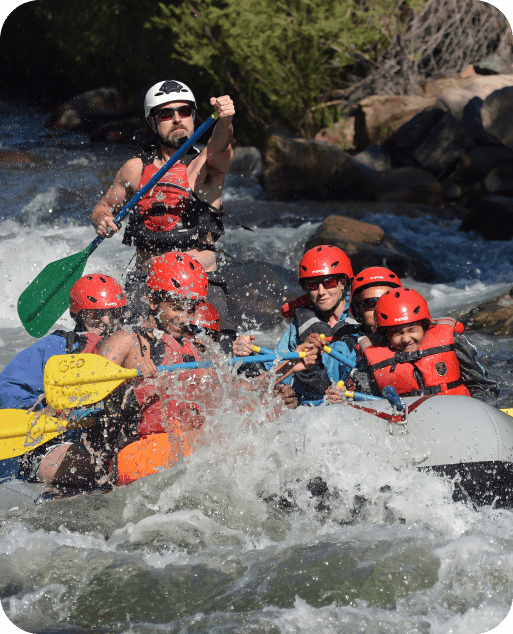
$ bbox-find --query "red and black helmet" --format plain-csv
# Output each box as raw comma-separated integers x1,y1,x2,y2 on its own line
190,301,221,332
146,252,208,300
69,274,125,315
350,267,401,302
298,245,353,281
375,288,431,328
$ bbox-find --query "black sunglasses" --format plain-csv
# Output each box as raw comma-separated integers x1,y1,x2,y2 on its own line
359,297,381,310
302,276,340,292
154,105,194,120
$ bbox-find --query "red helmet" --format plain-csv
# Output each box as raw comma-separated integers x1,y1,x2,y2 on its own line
375,288,431,328
299,245,353,281
190,301,221,332
146,251,208,300
69,274,126,315
350,267,401,302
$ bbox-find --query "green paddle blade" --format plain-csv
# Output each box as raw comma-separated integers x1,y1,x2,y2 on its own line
17,246,91,337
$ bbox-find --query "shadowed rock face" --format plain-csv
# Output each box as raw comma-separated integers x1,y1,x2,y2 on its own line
459,289,513,336
224,260,303,330
460,196,513,241
304,215,436,283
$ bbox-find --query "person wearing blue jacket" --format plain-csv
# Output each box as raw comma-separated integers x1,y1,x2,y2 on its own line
0,273,125,490
235,245,359,405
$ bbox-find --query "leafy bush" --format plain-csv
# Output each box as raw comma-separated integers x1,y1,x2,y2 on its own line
147,0,414,143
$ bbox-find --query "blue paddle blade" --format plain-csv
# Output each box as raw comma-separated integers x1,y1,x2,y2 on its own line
17,246,91,337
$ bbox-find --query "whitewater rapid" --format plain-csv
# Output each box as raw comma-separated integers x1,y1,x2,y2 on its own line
1,99,513,633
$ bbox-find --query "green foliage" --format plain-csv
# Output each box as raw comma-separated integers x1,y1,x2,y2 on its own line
147,0,411,142
28,0,417,144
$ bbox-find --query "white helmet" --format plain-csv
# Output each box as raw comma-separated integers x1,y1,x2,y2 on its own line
144,80,196,132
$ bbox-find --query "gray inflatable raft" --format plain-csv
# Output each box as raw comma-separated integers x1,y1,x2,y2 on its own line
1,395,512,510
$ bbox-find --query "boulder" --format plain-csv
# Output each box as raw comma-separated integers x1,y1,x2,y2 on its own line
459,289,513,335
223,260,302,329
460,195,513,240
461,97,503,145
459,145,513,179
372,167,443,206
353,95,436,149
484,164,513,196
441,178,462,201
433,74,513,120
264,127,374,201
418,75,475,100
304,215,436,282
50,88,128,130
474,55,513,76
230,146,263,179
352,144,390,172
481,86,513,153
0,150,36,165
315,118,355,151
384,108,474,175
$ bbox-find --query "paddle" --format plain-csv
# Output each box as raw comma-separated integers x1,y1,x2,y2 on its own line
335,381,381,402
17,111,220,338
44,351,308,409
0,404,103,460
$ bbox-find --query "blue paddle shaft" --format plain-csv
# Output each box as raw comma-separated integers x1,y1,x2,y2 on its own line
350,392,381,402
152,352,304,373
323,346,356,368
88,113,219,255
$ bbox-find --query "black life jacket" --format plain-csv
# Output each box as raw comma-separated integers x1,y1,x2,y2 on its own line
52,329,103,354
293,304,360,350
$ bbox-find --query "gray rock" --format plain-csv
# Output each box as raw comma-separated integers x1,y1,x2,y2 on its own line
461,97,503,145
224,260,302,329
484,164,513,195
458,289,513,335
462,145,513,178
263,126,375,201
460,195,513,240
474,55,513,76
384,109,474,175
230,146,263,180
352,144,390,171
481,86,513,152
304,214,436,282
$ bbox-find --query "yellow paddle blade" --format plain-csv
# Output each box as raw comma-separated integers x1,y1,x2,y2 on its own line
0,410,70,459
501,409,513,417
44,353,139,409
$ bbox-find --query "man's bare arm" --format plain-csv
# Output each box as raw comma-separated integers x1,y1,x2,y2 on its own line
206,95,234,177
91,158,141,238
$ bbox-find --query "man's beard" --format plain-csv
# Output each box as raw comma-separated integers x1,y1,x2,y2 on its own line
158,128,190,149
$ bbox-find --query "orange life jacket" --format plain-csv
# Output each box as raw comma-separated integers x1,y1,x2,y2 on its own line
357,317,470,397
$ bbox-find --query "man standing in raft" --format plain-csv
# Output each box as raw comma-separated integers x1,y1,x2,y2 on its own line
357,287,499,405
90,80,239,341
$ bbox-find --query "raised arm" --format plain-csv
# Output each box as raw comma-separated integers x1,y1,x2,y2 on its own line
206,95,234,177
90,158,142,238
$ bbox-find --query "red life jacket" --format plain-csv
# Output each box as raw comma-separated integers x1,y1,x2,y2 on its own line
133,331,202,436
357,317,471,397
137,162,190,233
122,149,227,252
